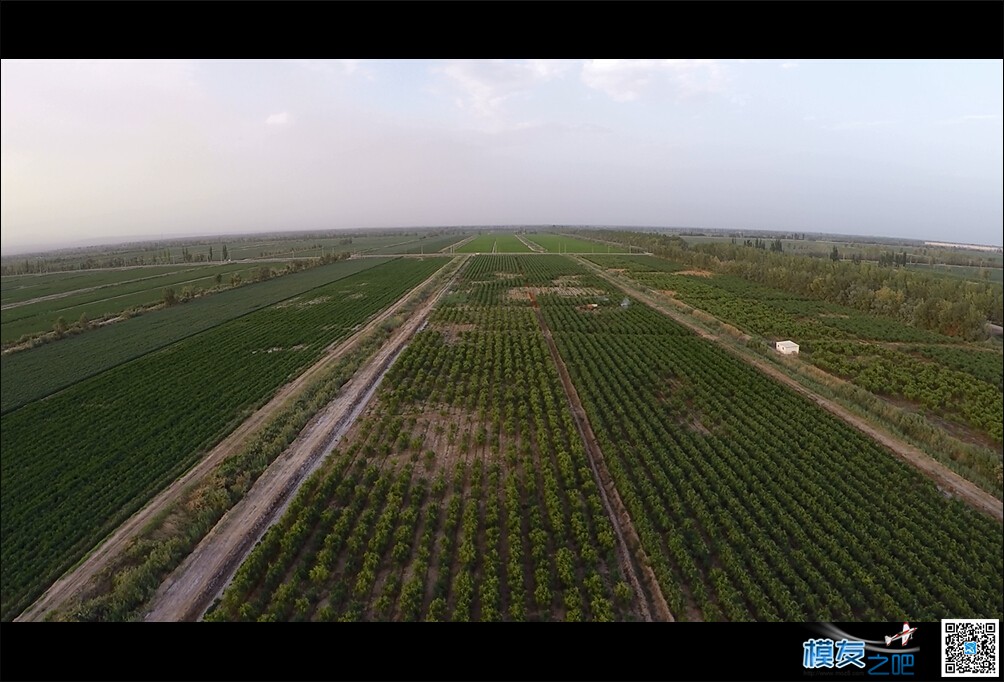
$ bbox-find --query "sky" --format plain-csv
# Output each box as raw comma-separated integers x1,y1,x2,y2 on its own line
1,59,1002,254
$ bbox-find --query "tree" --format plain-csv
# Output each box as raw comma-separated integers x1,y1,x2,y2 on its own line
163,287,178,306
53,316,68,337
222,244,229,261
830,246,840,261
215,273,223,286
209,246,214,261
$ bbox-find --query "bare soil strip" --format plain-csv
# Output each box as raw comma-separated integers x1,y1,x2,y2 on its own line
577,257,1004,524
530,302,674,622
143,256,469,621
514,233,545,253
16,258,463,622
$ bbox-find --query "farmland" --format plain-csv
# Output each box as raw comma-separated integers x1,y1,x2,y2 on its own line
206,254,639,621
455,233,534,254
538,268,1001,620
524,233,630,254
585,254,1003,450
907,262,1004,284
2,240,1001,624
205,254,1001,622
0,258,390,413
0,256,448,620
1,261,281,344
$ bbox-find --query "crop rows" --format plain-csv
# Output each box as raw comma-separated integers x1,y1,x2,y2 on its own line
808,341,1003,443
539,279,1003,620
1,258,390,413
588,255,954,343
0,257,448,620
208,255,638,621
1,265,203,306
1,262,278,344
455,233,533,254
523,233,628,254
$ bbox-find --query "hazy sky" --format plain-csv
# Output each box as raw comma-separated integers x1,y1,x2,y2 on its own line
2,59,1002,253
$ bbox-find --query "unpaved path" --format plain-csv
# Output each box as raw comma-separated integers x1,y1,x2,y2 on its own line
16,258,462,622
515,233,545,253
530,299,673,622
0,268,215,311
578,257,1003,524
440,235,476,253
144,256,469,621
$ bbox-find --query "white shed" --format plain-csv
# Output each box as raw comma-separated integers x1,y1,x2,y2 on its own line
776,340,799,355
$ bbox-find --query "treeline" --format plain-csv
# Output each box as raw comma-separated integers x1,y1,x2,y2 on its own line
579,230,1004,338
1,244,234,276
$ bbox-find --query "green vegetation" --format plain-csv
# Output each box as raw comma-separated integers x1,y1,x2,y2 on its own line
807,341,1003,444
581,230,1004,335
588,253,1003,447
207,255,633,622
1,258,390,414
2,266,196,306
57,263,463,621
537,259,1002,620
0,257,448,620
907,262,1004,284
456,233,534,254
1,262,279,344
523,233,629,254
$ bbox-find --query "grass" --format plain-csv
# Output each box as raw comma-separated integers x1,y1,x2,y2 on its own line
1,262,281,344
0,258,390,413
524,233,629,253
456,233,534,253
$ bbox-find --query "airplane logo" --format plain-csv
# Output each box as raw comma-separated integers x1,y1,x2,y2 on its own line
884,622,918,646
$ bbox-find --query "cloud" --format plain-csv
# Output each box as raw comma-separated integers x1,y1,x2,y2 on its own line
437,59,573,117
265,111,289,126
824,119,895,131
290,59,369,77
937,113,1001,125
580,59,726,102
781,61,799,70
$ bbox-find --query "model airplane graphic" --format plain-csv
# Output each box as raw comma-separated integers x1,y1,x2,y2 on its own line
885,622,918,646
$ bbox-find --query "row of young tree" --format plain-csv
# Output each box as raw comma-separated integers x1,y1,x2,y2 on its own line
0,258,448,621
582,230,1003,336
208,255,638,621
541,291,1002,620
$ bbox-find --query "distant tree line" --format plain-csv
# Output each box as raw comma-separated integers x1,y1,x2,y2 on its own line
582,230,1004,337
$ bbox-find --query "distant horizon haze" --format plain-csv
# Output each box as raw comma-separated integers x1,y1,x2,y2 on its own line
3,60,1001,255
3,224,1001,259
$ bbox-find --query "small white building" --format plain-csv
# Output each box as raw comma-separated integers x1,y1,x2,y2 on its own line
775,340,799,355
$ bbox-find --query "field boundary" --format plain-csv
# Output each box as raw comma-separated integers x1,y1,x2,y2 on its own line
530,294,674,622
15,256,461,622
575,256,1004,524
143,255,469,621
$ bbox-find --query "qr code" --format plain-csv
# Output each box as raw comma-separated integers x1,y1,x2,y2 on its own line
943,619,999,677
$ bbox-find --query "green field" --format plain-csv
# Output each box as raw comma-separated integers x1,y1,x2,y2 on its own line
0,256,449,621
907,262,1004,283
1,262,280,344
0,259,390,414
1,266,204,306
588,254,1004,470
373,234,469,254
524,233,629,254
456,233,534,254
206,253,1002,622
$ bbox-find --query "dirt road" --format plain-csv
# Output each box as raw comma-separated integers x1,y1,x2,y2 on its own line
530,299,673,622
16,257,463,622
143,256,468,621
514,233,545,253
578,257,1003,524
